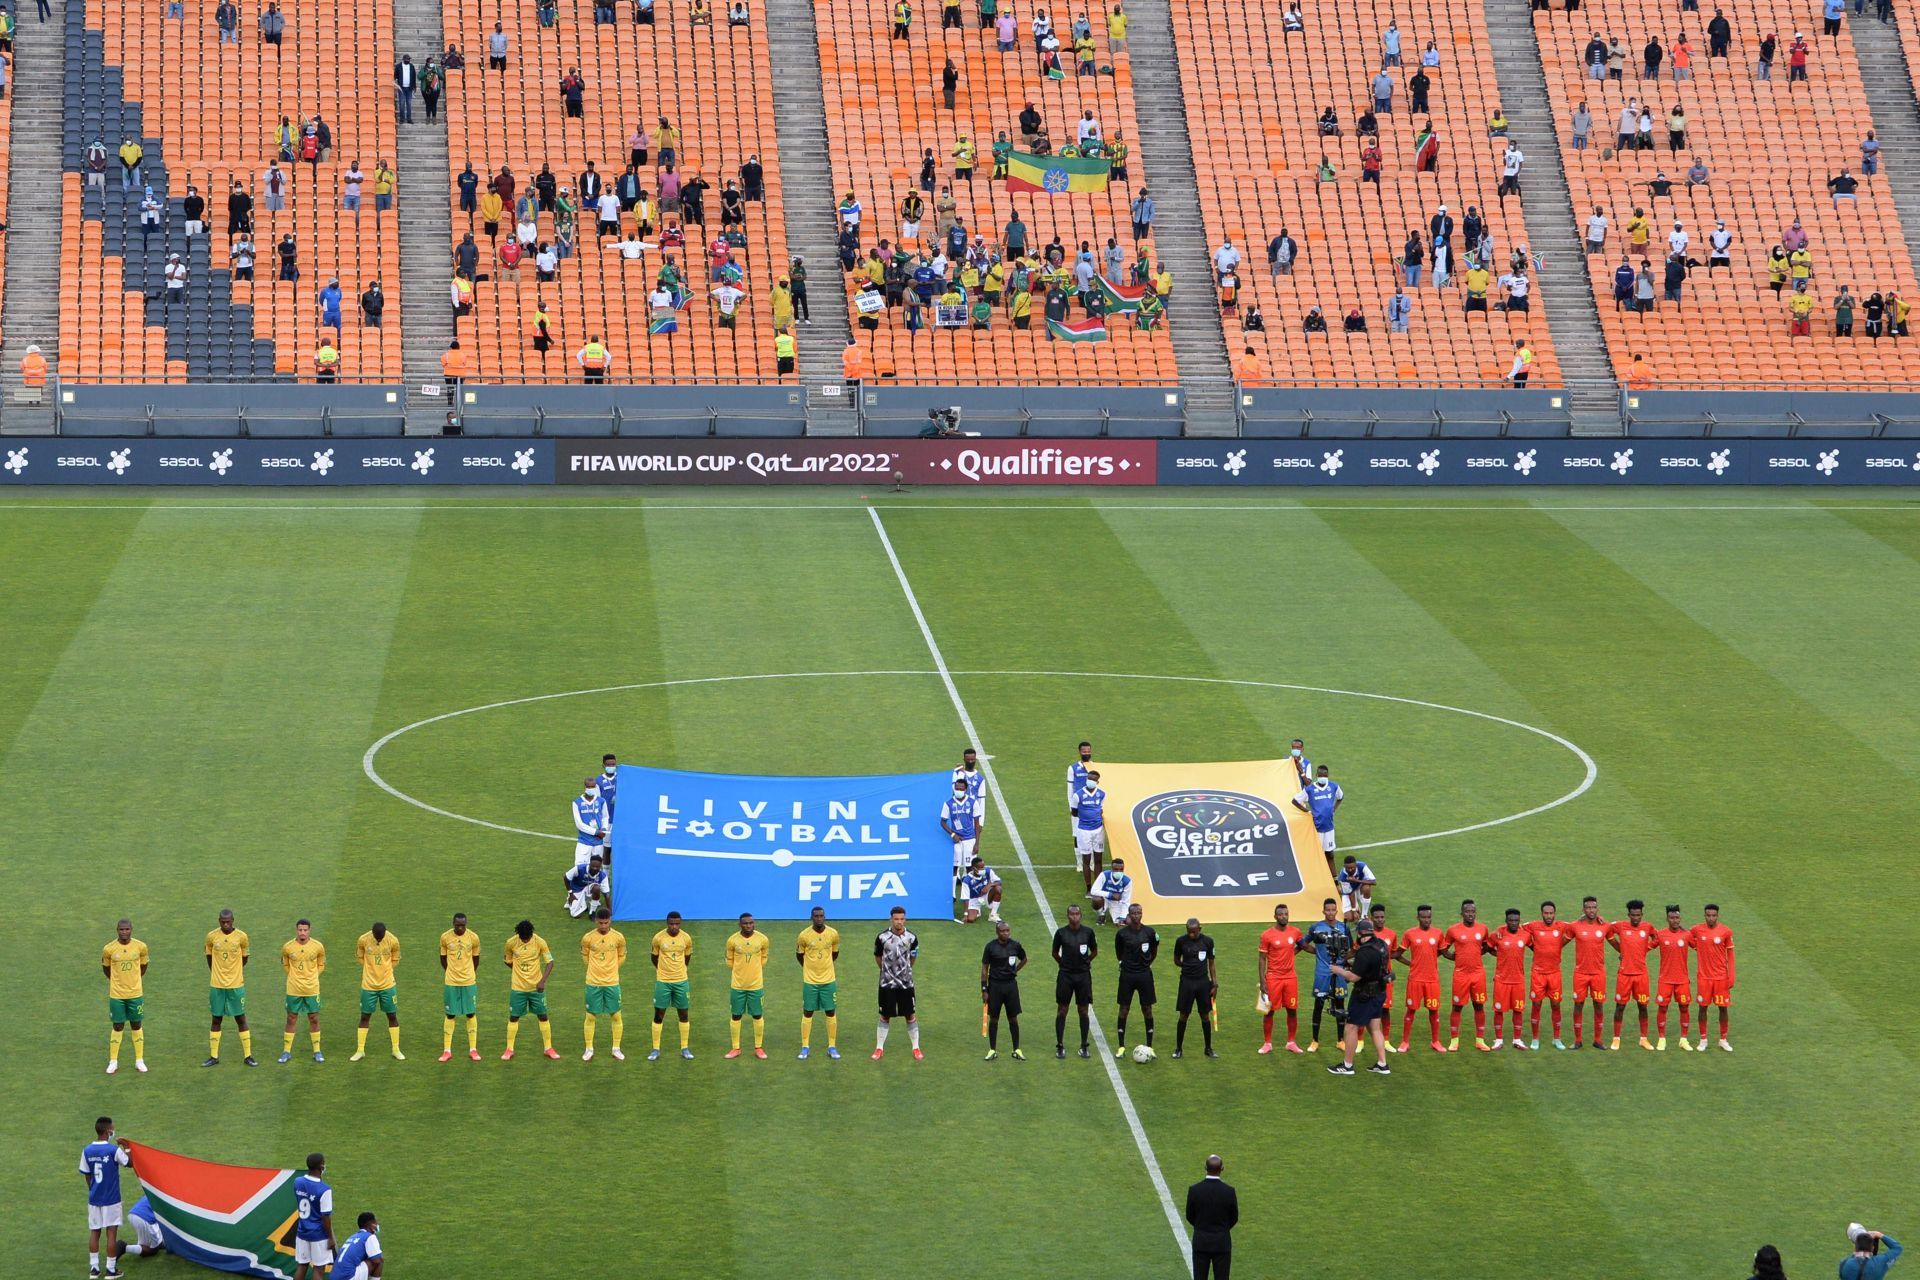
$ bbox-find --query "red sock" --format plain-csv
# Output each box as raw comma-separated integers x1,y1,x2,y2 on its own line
1638,1006,1650,1035
1573,1004,1586,1043
1262,1013,1273,1042
1286,1011,1297,1040
1551,1003,1562,1036
1530,1004,1541,1038
1593,1007,1603,1040
1449,1007,1462,1037
1472,1006,1486,1038
1657,1006,1668,1036
1718,1009,1728,1038
1428,1008,1441,1040
1678,1007,1690,1037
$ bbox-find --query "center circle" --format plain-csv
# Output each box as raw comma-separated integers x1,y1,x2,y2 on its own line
362,671,1596,851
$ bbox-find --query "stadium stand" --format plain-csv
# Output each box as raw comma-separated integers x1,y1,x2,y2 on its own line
59,0,403,382
1538,6,1920,386
814,0,1178,384
441,0,790,382
1171,0,1561,386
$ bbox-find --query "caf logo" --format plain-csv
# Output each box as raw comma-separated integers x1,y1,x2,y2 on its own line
1132,790,1305,898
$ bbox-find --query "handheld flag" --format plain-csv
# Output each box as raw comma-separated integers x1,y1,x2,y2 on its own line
1048,315,1110,343
1413,127,1440,173
124,1141,301,1278
1005,151,1110,195
1095,275,1147,313
650,313,680,335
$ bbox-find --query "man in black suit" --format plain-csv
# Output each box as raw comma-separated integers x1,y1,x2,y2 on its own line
1185,1154,1238,1279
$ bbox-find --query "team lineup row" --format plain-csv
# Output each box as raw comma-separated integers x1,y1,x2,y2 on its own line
90,891,1736,1073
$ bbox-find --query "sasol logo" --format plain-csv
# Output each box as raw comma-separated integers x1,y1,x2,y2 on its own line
1370,457,1412,469
262,457,304,468
1270,457,1314,469
159,456,204,467
1768,457,1812,468
1660,457,1702,468
1175,456,1219,469
1563,457,1605,468
1865,457,1908,469
1132,789,1305,898
57,455,103,467
463,456,507,467
1466,456,1507,468
361,456,406,468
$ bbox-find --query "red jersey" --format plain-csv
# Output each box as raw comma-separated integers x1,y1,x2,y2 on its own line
1690,923,1734,981
1372,926,1397,979
1524,920,1571,968
1444,922,1490,968
1654,926,1694,985
1491,928,1530,983
1258,925,1304,979
1608,919,1656,977
1568,917,1611,975
1397,926,1445,980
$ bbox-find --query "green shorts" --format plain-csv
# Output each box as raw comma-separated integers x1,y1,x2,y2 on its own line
360,987,398,1016
803,981,838,1013
285,995,322,1015
729,987,765,1018
509,989,549,1018
209,986,246,1019
585,984,622,1015
443,984,477,1017
108,996,145,1024
653,979,690,1011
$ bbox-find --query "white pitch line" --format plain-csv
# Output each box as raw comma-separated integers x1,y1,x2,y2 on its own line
7,501,1920,513
867,505,1192,1270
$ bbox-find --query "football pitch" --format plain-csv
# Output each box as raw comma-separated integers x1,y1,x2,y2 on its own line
6,487,1920,1279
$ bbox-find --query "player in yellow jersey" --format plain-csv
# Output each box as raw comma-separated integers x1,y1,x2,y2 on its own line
502,919,559,1060
724,912,771,1059
352,922,404,1062
438,912,483,1062
581,907,627,1061
101,918,150,1074
204,909,255,1067
796,906,842,1060
279,919,326,1064
649,911,694,1060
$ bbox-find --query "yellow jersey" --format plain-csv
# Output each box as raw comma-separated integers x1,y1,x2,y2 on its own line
357,931,400,991
651,929,693,982
797,926,841,984
281,939,326,997
725,931,770,990
505,934,553,992
205,928,249,989
582,928,627,986
439,928,482,986
103,939,148,999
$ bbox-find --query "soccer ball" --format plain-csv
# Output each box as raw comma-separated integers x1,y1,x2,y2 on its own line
1131,1043,1156,1063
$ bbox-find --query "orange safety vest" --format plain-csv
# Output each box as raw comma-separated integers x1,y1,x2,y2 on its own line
841,346,867,379
1626,360,1652,389
1232,353,1264,383
21,351,47,386
441,349,467,378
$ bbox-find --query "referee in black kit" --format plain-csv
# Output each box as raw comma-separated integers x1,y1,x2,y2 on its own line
1113,903,1159,1055
1328,918,1392,1076
1052,903,1098,1058
981,920,1027,1060
1172,918,1218,1058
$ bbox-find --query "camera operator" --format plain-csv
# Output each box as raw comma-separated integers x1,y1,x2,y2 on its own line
1326,918,1391,1076
1843,1224,1903,1280
919,406,963,438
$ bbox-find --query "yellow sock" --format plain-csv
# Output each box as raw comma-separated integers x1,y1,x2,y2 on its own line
753,1017,764,1049
826,1012,837,1047
467,1017,479,1052
651,1020,662,1050
239,1031,252,1058
210,1030,222,1058
538,1021,553,1051
109,1028,124,1060
356,1026,369,1054
611,1012,624,1050
801,1014,812,1048
131,1029,144,1059
310,1031,321,1054
443,1018,455,1052
730,1019,742,1050
387,1025,402,1054
506,1021,520,1051
583,1013,597,1051
679,1019,690,1050
284,1032,296,1054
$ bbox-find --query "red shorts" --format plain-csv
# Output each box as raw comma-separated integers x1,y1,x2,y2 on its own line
1530,971,1563,1002
1404,978,1441,1010
1696,978,1731,1007
1572,970,1606,1001
1614,972,1650,1003
1451,970,1487,1005
1657,981,1691,1006
1264,975,1298,1012
1493,980,1526,1012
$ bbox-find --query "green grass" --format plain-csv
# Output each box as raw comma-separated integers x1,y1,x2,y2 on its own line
6,488,1919,1278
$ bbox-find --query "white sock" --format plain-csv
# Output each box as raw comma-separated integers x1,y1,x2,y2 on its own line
124,1243,146,1257
908,1018,921,1049
91,1254,100,1270
876,1021,890,1049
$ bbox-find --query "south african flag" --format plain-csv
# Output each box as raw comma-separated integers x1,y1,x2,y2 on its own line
1095,275,1148,313
126,1141,301,1278
1005,151,1110,195
1048,316,1109,343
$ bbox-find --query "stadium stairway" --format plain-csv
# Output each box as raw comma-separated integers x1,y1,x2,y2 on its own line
1,0,66,431
393,0,455,430
1848,10,1920,289
764,0,855,429
1123,0,1236,434
1484,0,1622,432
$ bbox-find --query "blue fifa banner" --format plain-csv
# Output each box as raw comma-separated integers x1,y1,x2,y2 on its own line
0,438,553,484
608,765,956,921
1158,439,1920,484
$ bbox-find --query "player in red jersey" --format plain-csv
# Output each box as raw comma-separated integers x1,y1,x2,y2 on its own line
1367,904,1398,1051
1489,909,1531,1050
1607,900,1657,1050
1566,896,1610,1048
1441,900,1492,1052
1256,904,1305,1054
1392,903,1448,1053
1689,903,1735,1052
1653,905,1695,1051
1524,900,1573,1050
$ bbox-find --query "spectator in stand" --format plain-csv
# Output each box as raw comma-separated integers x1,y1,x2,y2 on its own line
1402,229,1423,285
119,135,143,190
1688,155,1710,185
1642,33,1662,78
1612,255,1635,309
1756,31,1776,78
1608,36,1626,80
374,160,396,215
1387,285,1411,331
1130,188,1153,241
1829,168,1859,202
422,56,443,121
1833,284,1855,335
1302,305,1327,333
231,232,256,281
342,161,364,214
227,180,252,234
1707,220,1732,272
394,53,417,121
1571,100,1591,150
561,66,586,117
1862,131,1881,177
1767,244,1789,293
1667,103,1686,152
1663,252,1687,304
278,232,299,281
1634,259,1656,311
361,279,384,326
216,0,238,41
1585,204,1609,254
488,21,508,68
457,162,479,213
1584,31,1607,77
85,138,108,196
138,186,161,245
1409,67,1430,113
1823,0,1845,38
1372,69,1393,114
1672,31,1692,77
1788,32,1809,82
1707,8,1731,55
260,0,285,44
318,277,343,330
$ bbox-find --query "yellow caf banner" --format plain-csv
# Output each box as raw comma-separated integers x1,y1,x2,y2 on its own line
1095,759,1338,926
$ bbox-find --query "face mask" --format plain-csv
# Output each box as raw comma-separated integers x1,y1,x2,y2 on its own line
1290,748,1301,758
1084,782,1098,793
603,765,616,776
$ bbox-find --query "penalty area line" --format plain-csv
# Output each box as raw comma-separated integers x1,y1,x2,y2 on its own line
866,504,1192,1271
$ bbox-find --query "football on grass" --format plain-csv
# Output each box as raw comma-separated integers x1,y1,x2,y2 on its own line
1132,1044,1156,1063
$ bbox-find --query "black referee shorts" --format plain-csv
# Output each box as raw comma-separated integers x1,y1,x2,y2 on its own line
878,986,916,1020
1117,969,1156,1007
987,980,1021,1018
1055,971,1094,1008
1176,977,1214,1016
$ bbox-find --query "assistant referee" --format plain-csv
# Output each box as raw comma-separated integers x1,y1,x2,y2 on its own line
980,921,1027,1060
1051,903,1098,1059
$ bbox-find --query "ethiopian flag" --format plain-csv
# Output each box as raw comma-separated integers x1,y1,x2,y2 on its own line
1095,275,1147,313
1005,151,1110,195
126,1141,301,1278
1048,316,1109,343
